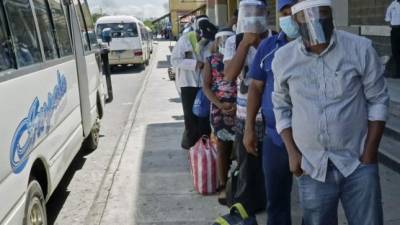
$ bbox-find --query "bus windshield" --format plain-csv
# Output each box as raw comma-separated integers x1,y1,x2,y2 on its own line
97,23,138,38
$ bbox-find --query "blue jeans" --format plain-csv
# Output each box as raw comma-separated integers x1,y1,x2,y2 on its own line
262,135,293,225
297,161,383,225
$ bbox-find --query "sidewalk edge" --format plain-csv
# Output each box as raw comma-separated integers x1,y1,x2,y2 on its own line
84,48,158,225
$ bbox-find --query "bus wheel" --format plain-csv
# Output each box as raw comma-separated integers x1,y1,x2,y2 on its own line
83,118,100,151
24,180,47,225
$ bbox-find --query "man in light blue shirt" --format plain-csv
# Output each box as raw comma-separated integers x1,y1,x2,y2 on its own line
272,0,389,224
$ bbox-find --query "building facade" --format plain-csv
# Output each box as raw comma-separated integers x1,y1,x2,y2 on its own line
169,0,207,38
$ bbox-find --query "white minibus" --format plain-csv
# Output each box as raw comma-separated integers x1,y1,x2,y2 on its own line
0,0,106,224
96,16,150,67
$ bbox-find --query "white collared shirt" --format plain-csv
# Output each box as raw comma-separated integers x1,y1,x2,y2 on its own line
386,1,400,26
171,33,212,88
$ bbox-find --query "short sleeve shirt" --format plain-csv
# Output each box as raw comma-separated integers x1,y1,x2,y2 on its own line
249,32,288,146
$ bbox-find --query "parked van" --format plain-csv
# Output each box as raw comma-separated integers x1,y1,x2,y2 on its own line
96,16,151,67
0,0,105,224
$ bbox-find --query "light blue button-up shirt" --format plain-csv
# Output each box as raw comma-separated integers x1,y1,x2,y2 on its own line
271,30,390,182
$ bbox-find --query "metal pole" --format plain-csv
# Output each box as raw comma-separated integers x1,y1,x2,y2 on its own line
101,47,113,103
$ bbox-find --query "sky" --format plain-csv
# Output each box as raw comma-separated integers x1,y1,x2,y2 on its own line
87,0,169,19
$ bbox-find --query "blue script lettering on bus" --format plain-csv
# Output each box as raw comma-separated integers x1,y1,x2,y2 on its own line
10,71,68,174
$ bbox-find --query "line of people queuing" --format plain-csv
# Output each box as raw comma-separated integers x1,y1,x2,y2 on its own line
171,0,390,224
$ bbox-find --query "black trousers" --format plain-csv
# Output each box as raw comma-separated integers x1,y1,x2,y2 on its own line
180,87,211,149
234,133,266,214
391,27,400,78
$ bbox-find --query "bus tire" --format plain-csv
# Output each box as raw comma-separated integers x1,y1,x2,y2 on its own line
83,118,100,151
23,180,47,225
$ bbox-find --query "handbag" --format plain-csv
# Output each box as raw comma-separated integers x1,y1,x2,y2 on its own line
188,136,218,195
192,88,210,118
213,203,258,225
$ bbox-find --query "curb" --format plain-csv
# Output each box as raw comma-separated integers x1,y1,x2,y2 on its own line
84,47,158,225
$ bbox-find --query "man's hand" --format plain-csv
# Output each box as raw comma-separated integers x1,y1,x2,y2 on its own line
288,148,303,177
360,121,385,165
243,127,258,157
360,148,378,164
360,153,378,164
242,33,260,47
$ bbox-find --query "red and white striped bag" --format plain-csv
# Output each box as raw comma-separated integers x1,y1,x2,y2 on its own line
189,136,218,195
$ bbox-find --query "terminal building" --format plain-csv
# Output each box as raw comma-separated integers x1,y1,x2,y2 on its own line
157,0,394,75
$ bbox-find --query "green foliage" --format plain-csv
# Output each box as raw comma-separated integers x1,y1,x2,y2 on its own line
92,11,108,23
144,20,155,31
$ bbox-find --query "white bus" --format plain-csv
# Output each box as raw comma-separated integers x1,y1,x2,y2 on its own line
96,16,151,68
0,0,106,224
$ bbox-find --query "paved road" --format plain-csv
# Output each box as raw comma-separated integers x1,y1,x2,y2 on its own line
46,59,149,224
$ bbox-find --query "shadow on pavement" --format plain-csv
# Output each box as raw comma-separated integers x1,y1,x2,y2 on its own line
157,60,171,69
46,147,92,224
110,65,145,75
168,97,181,103
172,115,184,121
133,122,229,224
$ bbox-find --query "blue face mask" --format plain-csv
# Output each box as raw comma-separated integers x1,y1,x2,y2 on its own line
279,16,300,39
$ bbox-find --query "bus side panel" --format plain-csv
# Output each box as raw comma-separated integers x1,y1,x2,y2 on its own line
47,118,83,195
0,60,81,222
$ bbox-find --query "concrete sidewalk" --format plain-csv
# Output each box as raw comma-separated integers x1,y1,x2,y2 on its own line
97,41,400,225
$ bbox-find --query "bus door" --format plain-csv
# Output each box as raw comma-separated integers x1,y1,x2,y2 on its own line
64,0,92,136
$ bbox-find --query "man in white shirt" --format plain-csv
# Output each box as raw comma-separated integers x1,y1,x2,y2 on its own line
386,0,400,78
171,15,217,149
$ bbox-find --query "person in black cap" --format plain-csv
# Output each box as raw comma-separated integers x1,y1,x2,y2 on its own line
171,15,216,150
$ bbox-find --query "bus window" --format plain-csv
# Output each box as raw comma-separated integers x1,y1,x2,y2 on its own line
33,0,58,60
79,0,98,49
4,0,43,67
73,0,90,51
0,7,14,72
96,23,138,39
48,0,73,57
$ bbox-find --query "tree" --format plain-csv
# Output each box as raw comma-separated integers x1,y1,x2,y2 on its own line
144,20,155,31
92,10,108,23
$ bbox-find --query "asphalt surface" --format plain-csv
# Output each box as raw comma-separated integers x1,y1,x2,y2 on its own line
46,59,149,225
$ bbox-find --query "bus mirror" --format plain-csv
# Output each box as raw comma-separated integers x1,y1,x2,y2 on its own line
101,28,112,45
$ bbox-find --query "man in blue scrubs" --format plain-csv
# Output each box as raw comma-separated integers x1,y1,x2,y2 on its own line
243,0,299,224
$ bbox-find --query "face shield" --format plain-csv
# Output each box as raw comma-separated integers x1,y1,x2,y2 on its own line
236,0,268,34
292,0,334,47
215,31,235,54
